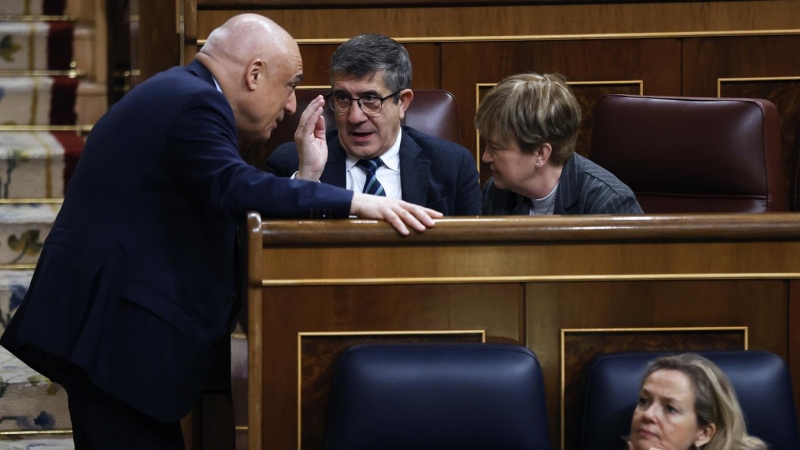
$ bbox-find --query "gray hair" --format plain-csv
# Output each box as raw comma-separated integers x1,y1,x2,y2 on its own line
330,34,412,100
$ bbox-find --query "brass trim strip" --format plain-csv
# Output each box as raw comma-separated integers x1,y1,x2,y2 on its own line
231,332,246,339
297,85,331,90
0,264,38,270
0,70,85,77
0,429,73,436
0,198,63,204
717,76,800,97
235,425,248,431
297,329,486,450
197,29,800,47
261,272,800,287
559,326,748,450
0,15,77,21
474,80,643,169
0,125,92,132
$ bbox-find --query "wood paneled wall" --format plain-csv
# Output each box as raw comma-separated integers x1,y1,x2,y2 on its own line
186,1,800,187
244,214,800,450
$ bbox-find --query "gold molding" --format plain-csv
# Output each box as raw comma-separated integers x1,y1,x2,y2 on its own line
0,125,92,133
559,326,748,450
262,272,800,287
296,329,486,450
0,15,77,21
297,85,330,90
474,80,643,171
0,70,85,77
0,198,63,204
0,429,73,435
0,264,38,270
235,425,248,431
231,332,246,340
196,29,800,47
717,76,800,97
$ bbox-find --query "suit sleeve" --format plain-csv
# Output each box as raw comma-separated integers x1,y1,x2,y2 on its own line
163,91,353,222
454,146,482,215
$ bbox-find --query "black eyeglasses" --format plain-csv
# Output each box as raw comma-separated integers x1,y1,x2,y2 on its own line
325,90,402,116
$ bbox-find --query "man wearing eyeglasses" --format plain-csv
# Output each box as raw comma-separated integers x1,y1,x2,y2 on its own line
266,34,481,216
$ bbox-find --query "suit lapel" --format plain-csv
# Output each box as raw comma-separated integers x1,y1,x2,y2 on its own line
322,131,347,188
398,130,430,206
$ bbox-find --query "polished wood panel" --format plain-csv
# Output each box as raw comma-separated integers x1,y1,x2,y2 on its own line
198,0,778,6
441,39,680,180
529,281,787,449
259,284,523,450
195,2,800,41
259,214,800,246
244,214,800,450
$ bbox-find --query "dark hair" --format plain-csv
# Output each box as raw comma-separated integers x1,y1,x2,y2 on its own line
330,34,412,101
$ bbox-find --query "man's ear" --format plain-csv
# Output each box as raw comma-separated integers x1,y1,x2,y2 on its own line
694,423,716,448
534,143,553,166
246,59,266,91
397,89,414,120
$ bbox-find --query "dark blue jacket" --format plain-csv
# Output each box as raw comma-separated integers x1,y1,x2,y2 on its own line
0,60,353,422
266,127,481,216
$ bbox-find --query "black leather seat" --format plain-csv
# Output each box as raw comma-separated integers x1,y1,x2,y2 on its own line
325,343,551,450
590,95,787,213
580,351,799,450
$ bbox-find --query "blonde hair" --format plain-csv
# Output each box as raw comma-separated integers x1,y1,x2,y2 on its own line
642,354,767,450
475,73,581,166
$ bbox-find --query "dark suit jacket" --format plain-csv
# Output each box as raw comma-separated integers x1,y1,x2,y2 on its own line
0,60,354,422
482,153,643,215
265,127,481,216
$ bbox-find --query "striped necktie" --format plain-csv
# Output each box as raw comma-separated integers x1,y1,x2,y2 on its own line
355,158,386,196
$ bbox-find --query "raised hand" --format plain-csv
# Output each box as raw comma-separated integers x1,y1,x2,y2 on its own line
294,95,328,181
349,192,443,235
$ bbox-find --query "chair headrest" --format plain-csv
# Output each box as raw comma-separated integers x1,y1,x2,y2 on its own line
590,95,786,213
580,351,799,450
325,343,551,450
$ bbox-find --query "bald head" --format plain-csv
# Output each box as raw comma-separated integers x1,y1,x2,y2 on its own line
199,14,296,70
195,14,303,141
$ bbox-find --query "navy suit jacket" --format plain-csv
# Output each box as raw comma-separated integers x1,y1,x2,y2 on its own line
482,153,643,215
0,60,354,422
265,127,481,216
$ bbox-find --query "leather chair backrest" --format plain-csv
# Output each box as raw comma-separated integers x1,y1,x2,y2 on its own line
590,95,786,213
267,89,462,154
793,124,800,211
325,343,551,450
580,351,799,450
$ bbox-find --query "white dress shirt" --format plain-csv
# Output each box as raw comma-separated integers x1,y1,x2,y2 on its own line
345,130,403,199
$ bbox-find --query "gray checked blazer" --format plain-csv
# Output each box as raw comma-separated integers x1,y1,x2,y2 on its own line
481,153,643,215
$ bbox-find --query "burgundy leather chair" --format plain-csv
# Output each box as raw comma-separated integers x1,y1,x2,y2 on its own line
793,125,800,211
266,88,462,154
590,95,786,213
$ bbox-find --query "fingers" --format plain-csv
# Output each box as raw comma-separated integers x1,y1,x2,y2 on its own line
296,96,325,134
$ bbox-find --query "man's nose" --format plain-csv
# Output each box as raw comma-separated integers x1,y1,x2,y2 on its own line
347,101,368,122
285,91,297,115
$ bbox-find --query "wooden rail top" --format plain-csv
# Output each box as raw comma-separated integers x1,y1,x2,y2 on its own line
252,213,800,247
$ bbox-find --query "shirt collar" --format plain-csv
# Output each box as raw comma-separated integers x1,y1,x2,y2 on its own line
211,75,223,94
345,128,402,172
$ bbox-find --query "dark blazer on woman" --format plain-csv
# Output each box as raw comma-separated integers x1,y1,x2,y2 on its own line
481,153,643,215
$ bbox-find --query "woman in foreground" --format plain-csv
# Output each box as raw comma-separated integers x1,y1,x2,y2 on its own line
628,353,767,450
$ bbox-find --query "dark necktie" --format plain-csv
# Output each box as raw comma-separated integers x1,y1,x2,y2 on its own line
355,158,386,196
